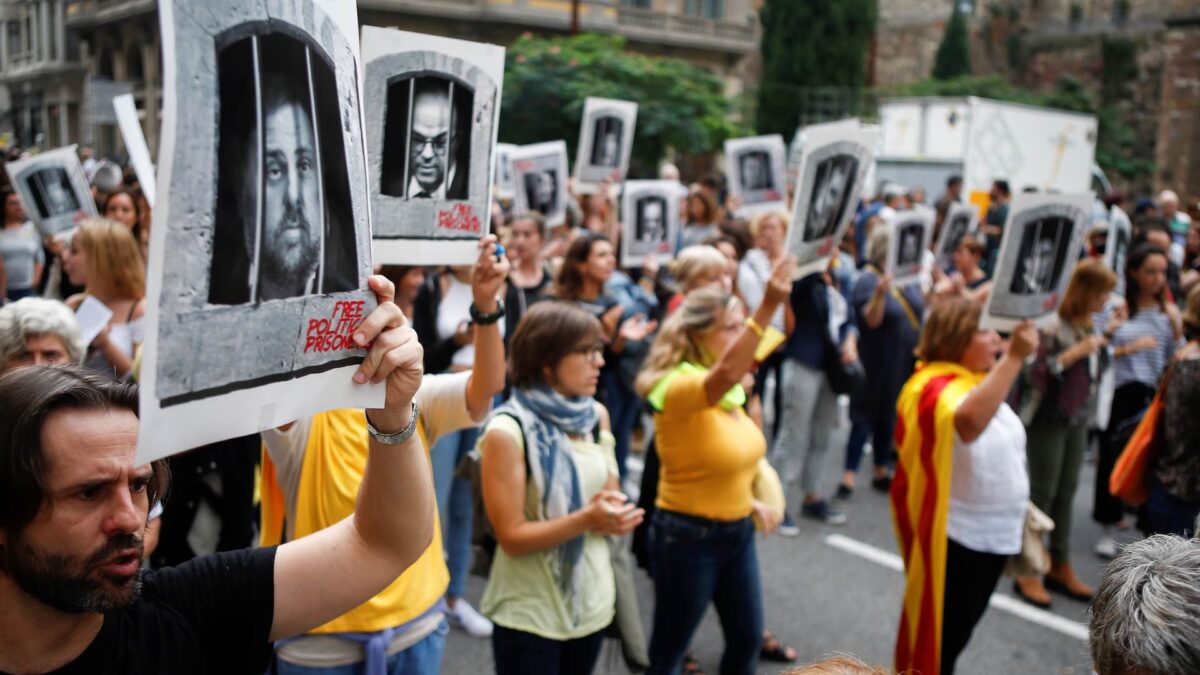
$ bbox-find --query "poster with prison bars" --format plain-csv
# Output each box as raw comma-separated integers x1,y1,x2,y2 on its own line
725,134,787,218
4,145,97,241
574,97,637,193
364,27,505,266
980,192,1092,332
620,180,681,268
138,0,380,463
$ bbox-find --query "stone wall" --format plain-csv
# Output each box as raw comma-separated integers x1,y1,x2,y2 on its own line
1155,16,1200,197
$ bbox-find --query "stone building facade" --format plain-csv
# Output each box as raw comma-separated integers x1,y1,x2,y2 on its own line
0,0,759,159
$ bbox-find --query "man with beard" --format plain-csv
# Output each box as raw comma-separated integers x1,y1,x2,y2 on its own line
0,275,435,673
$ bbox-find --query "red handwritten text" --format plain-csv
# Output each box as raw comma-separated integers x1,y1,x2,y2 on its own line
437,204,481,234
304,300,366,353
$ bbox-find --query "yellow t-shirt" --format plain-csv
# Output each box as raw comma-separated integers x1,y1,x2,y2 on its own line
478,414,619,641
653,373,765,521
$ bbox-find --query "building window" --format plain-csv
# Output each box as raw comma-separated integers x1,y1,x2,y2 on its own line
6,21,19,57
621,0,653,8
683,0,722,20
127,45,144,82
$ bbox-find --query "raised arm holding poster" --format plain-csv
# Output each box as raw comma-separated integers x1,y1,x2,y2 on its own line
510,141,569,228
4,145,96,241
980,192,1092,331
785,123,878,278
935,202,979,271
139,0,380,463
574,97,637,192
620,179,680,268
725,134,786,217
364,26,504,265
887,208,935,287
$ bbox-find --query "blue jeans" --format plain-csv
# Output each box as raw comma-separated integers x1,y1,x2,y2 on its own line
429,427,478,599
491,624,606,675
844,410,895,474
601,370,639,480
647,509,763,675
1143,483,1200,537
275,618,448,675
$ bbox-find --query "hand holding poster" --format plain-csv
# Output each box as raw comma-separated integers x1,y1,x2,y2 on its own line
510,141,569,228
620,180,681,268
140,0,380,463
935,202,979,271
786,123,878,278
886,208,934,287
980,192,1092,331
574,97,637,191
363,26,504,265
725,134,786,218
4,145,97,240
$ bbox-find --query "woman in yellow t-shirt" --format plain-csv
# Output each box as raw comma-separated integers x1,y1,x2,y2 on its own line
634,255,792,675
479,301,644,675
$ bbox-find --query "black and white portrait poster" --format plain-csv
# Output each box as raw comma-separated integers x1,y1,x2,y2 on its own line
364,27,504,266
510,141,569,227
1107,205,1131,298
725,134,786,218
4,145,97,240
981,193,1092,331
494,142,518,200
619,179,680,268
886,208,934,287
139,0,380,462
786,123,877,278
935,202,979,270
573,97,637,191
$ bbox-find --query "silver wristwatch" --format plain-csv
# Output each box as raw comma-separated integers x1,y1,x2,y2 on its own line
365,401,419,444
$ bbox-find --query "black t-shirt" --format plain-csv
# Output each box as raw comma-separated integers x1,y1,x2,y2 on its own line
23,546,277,675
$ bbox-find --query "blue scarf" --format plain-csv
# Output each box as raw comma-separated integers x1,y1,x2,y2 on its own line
489,386,598,625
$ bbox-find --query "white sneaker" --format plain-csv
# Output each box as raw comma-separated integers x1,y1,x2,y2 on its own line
447,599,493,638
1094,535,1118,560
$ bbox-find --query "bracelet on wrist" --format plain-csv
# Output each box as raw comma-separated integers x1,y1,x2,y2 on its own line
744,316,765,338
366,401,420,445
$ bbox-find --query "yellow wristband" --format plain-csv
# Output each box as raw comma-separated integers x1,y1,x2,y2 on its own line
744,316,765,338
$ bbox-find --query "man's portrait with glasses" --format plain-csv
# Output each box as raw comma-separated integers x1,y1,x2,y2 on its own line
380,75,472,200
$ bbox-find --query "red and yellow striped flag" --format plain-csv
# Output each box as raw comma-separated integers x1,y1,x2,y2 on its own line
890,362,983,675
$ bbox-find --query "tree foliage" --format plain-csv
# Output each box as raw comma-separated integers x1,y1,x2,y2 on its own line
933,4,972,80
755,0,877,137
499,33,745,177
890,75,1154,185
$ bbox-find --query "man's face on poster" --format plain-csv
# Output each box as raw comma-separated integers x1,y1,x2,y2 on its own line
814,164,848,231
742,154,763,189
409,86,450,197
641,201,663,240
1027,238,1056,292
261,99,320,286
901,230,919,264
602,131,619,165
533,171,554,209
45,178,71,214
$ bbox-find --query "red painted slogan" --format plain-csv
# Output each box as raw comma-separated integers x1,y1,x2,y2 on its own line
304,300,365,353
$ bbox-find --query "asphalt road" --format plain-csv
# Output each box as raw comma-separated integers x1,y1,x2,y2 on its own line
443,399,1135,674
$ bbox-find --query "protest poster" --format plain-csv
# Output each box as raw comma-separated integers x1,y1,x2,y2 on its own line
725,134,786,217
786,123,877,278
113,94,157,207
363,26,504,265
494,142,518,200
981,192,1092,331
574,97,637,191
935,201,979,271
510,141,569,228
1106,205,1132,297
139,0,381,462
620,179,680,268
4,145,96,240
887,208,934,287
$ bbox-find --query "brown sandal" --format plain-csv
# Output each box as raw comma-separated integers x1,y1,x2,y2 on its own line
760,630,798,663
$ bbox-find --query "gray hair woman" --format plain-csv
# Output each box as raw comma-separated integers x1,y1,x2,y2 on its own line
0,297,85,370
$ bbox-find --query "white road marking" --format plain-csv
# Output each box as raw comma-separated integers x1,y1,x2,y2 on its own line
823,533,1090,642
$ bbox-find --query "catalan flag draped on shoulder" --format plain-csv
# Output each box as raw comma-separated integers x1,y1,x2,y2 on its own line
889,361,984,675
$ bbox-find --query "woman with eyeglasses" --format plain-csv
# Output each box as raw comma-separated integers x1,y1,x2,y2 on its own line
478,301,644,675
635,255,793,675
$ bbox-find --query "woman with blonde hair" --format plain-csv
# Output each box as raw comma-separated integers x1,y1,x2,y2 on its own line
636,256,792,675
665,244,731,314
61,217,146,378
1013,259,1122,606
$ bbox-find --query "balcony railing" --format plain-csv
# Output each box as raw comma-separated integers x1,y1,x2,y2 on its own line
615,6,756,52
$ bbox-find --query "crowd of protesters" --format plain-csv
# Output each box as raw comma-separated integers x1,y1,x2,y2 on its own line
1,141,1200,675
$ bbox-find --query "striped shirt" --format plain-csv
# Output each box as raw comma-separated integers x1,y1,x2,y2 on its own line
1107,305,1180,388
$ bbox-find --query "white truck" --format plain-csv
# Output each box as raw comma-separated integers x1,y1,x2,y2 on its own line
874,96,1111,202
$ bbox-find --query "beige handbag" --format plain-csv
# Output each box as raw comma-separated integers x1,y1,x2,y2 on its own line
751,458,785,532
1004,502,1055,577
